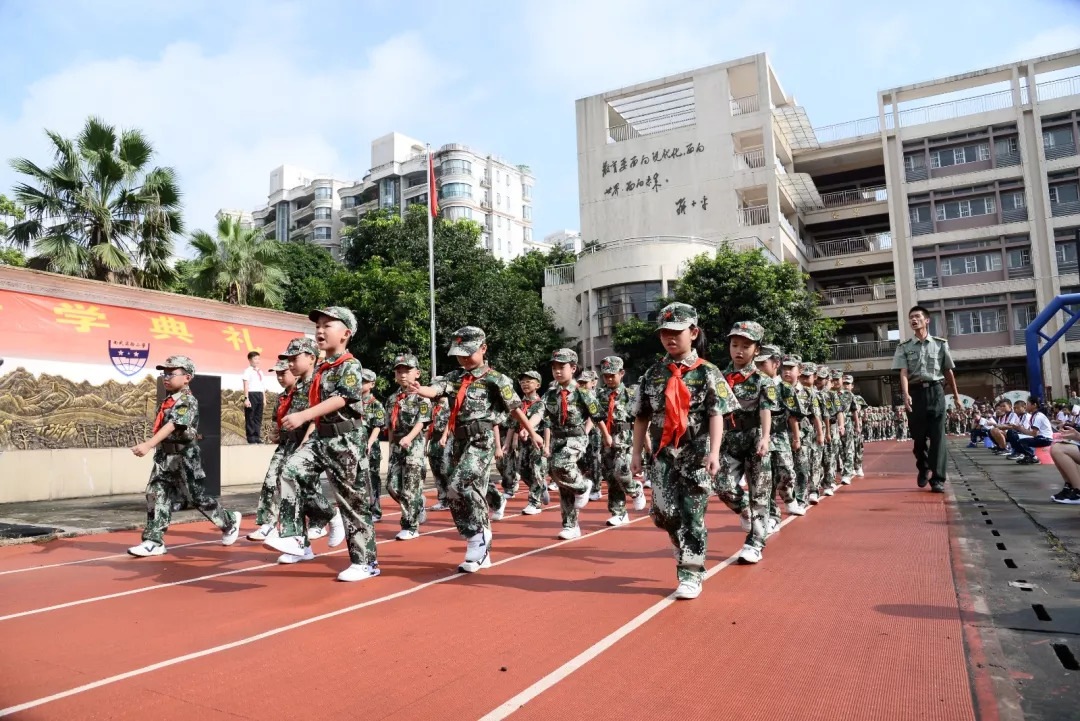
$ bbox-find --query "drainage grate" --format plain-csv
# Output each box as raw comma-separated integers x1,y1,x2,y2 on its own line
996,543,1007,551
1052,643,1079,671
1004,558,1017,569
0,523,60,539
1032,604,1052,622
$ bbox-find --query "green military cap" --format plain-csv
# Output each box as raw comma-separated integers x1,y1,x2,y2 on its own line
270,359,289,372
799,362,816,376
728,320,765,342
782,354,802,367
815,366,831,379
842,374,854,383
279,336,318,359
361,369,377,383
519,370,542,382
600,356,624,374
551,347,578,364
155,355,195,375
309,306,357,334
656,302,698,331
830,369,843,380
393,353,419,369
754,344,782,362
448,326,486,356
579,370,598,382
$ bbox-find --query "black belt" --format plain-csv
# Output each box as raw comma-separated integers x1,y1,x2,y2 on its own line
911,379,941,388
451,420,494,440
725,414,759,432
317,417,364,437
550,426,587,439
160,440,193,454
281,427,307,444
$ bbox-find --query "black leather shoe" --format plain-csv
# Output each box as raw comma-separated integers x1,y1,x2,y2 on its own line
929,480,945,493
917,473,929,488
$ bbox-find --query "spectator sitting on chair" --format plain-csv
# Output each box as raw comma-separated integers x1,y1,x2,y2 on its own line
989,400,1018,454
241,351,266,444
1006,398,1052,464
968,409,992,447
1049,426,1080,503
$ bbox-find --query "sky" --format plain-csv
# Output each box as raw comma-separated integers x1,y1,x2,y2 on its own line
1,0,1080,256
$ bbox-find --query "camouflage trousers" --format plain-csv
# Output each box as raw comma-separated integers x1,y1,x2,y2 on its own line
808,439,825,498
143,446,237,544
716,428,771,550
279,430,376,565
427,436,450,505
519,442,549,508
601,432,642,515
496,439,521,496
649,440,712,585
367,439,383,520
387,435,428,532
446,428,497,539
578,429,603,495
854,433,864,471
822,423,840,489
792,421,814,504
840,422,856,478
256,441,332,531
550,434,591,528
768,436,796,521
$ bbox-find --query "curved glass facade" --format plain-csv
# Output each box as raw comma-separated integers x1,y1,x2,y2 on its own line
440,182,472,200
595,282,663,335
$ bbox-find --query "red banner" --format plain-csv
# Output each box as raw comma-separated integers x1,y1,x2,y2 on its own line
0,290,304,378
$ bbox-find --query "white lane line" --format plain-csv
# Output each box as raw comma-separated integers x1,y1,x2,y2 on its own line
478,513,799,721
0,514,650,718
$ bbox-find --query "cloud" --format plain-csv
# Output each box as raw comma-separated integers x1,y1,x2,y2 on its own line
1008,25,1080,64
0,19,458,257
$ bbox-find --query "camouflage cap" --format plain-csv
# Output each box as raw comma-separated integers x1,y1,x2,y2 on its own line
728,320,765,342
799,362,816,376
270,359,289,372
361,369,377,383
656,302,698,331
155,355,195,375
393,353,419,369
815,366,831,379
753,344,782,363
842,374,854,383
551,347,579,364
448,326,486,357
309,306,357,334
830,369,843,380
600,356,624,374
278,336,318,359
782,354,802,367
579,370,598,383
519,370,542,382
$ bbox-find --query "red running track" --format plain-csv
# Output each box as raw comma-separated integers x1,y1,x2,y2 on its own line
0,444,978,720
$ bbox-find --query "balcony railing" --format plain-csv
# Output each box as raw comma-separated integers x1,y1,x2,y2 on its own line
829,339,899,361
813,116,882,143
738,205,770,226
1051,200,1080,217
1007,263,1034,280
806,232,892,259
544,263,575,287
730,94,760,116
779,215,800,244
915,277,940,290
818,283,897,306
818,185,888,209
1037,75,1080,103
1046,142,1079,161
1002,207,1029,223
734,147,766,170
897,88,1013,128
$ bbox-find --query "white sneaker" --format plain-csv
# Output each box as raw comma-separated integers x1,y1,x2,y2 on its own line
574,484,591,509
327,509,345,548
589,489,602,501
644,478,652,488
430,502,449,511
855,467,865,477
607,512,629,526
840,475,853,485
396,529,419,541
247,523,272,542
491,494,507,521
808,492,820,505
418,509,427,525
221,512,242,546
823,486,835,496
558,525,582,540
307,525,328,541
548,482,558,491
767,517,780,535
542,488,551,505
522,503,542,515
633,492,647,511
785,501,806,517
337,562,381,582
264,532,306,557
128,540,166,557
502,491,514,500
277,546,315,564
738,544,762,564
739,509,751,532
459,527,492,572
674,580,702,600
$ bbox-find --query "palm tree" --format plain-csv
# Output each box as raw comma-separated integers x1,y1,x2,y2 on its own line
5,116,183,289
186,215,287,307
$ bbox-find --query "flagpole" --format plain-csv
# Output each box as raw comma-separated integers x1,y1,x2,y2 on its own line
426,144,437,378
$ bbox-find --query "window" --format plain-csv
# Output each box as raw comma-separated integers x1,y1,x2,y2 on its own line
496,170,500,182
913,259,936,280
441,159,472,176
940,252,1002,276
1004,191,1025,209
1007,247,1031,268
315,187,333,200
931,143,989,169
406,193,428,208
1057,242,1078,266
446,206,473,221
497,216,502,228
523,184,532,200
314,207,332,220
904,154,924,172
523,205,532,221
995,137,1018,154
506,174,510,186
1044,127,1073,149
524,227,532,242
313,227,332,240
342,197,357,208
440,182,472,199
497,193,501,207
935,196,996,221
378,177,399,209
595,282,664,335
947,308,1007,335
909,205,932,224
1050,183,1080,204
1013,304,1037,330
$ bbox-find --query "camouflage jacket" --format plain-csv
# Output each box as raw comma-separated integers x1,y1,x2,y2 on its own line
430,364,522,425
385,388,432,437
837,389,855,418
633,351,733,445
792,383,818,428
272,375,313,442
430,399,450,434
723,362,781,418
312,353,366,425
595,383,633,426
157,388,199,444
361,392,386,433
768,377,799,437
531,381,602,433
514,393,542,432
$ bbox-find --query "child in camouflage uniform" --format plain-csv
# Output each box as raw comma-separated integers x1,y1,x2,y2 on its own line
814,366,841,497
847,375,867,476
716,321,780,565
413,326,542,573
631,303,732,600
596,356,646,525
527,348,603,538
359,369,386,522
517,371,551,515
576,370,604,501
755,346,807,530
128,355,241,557
834,370,856,485
385,353,433,540
495,398,521,502
266,306,378,582
427,384,452,511
792,360,824,507
801,363,826,505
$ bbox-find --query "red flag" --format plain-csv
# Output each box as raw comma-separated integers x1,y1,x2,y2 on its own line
428,151,439,218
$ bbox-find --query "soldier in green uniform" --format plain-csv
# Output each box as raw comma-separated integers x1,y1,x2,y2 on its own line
834,370,856,485
359,368,386,522
814,366,842,497
596,355,646,525
797,361,825,506
385,353,432,540
427,382,452,511
578,369,605,501
847,375,867,476
412,326,542,573
716,321,780,564
630,303,732,599
267,306,378,582
891,305,960,492
128,355,242,557
517,371,551,515
754,345,806,533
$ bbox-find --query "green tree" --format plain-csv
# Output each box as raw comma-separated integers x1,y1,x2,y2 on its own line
0,247,26,267
612,316,665,382
505,246,577,296
613,245,842,371
0,194,25,238
186,215,287,307
276,240,342,314
6,117,182,289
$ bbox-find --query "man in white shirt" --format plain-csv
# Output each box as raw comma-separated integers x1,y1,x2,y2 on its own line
241,351,266,444
1007,398,1053,464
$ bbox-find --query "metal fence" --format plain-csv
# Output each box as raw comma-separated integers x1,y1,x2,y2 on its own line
544,263,575,287
808,232,892,259
818,185,888,209
730,94,760,116
828,339,899,361
819,283,897,306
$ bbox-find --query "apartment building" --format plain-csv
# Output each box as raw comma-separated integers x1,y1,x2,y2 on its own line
545,229,584,254
336,132,536,262
545,49,1080,404
249,165,350,258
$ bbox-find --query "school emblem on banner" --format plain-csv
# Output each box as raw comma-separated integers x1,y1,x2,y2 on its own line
108,340,150,377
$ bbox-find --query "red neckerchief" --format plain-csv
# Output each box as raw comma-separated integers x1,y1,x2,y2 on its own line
605,389,618,434
390,391,406,431
276,386,296,429
448,368,488,434
153,396,176,433
309,353,354,406
658,357,705,452
559,388,570,424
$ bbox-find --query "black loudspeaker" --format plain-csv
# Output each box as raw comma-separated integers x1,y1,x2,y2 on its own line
156,375,222,497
